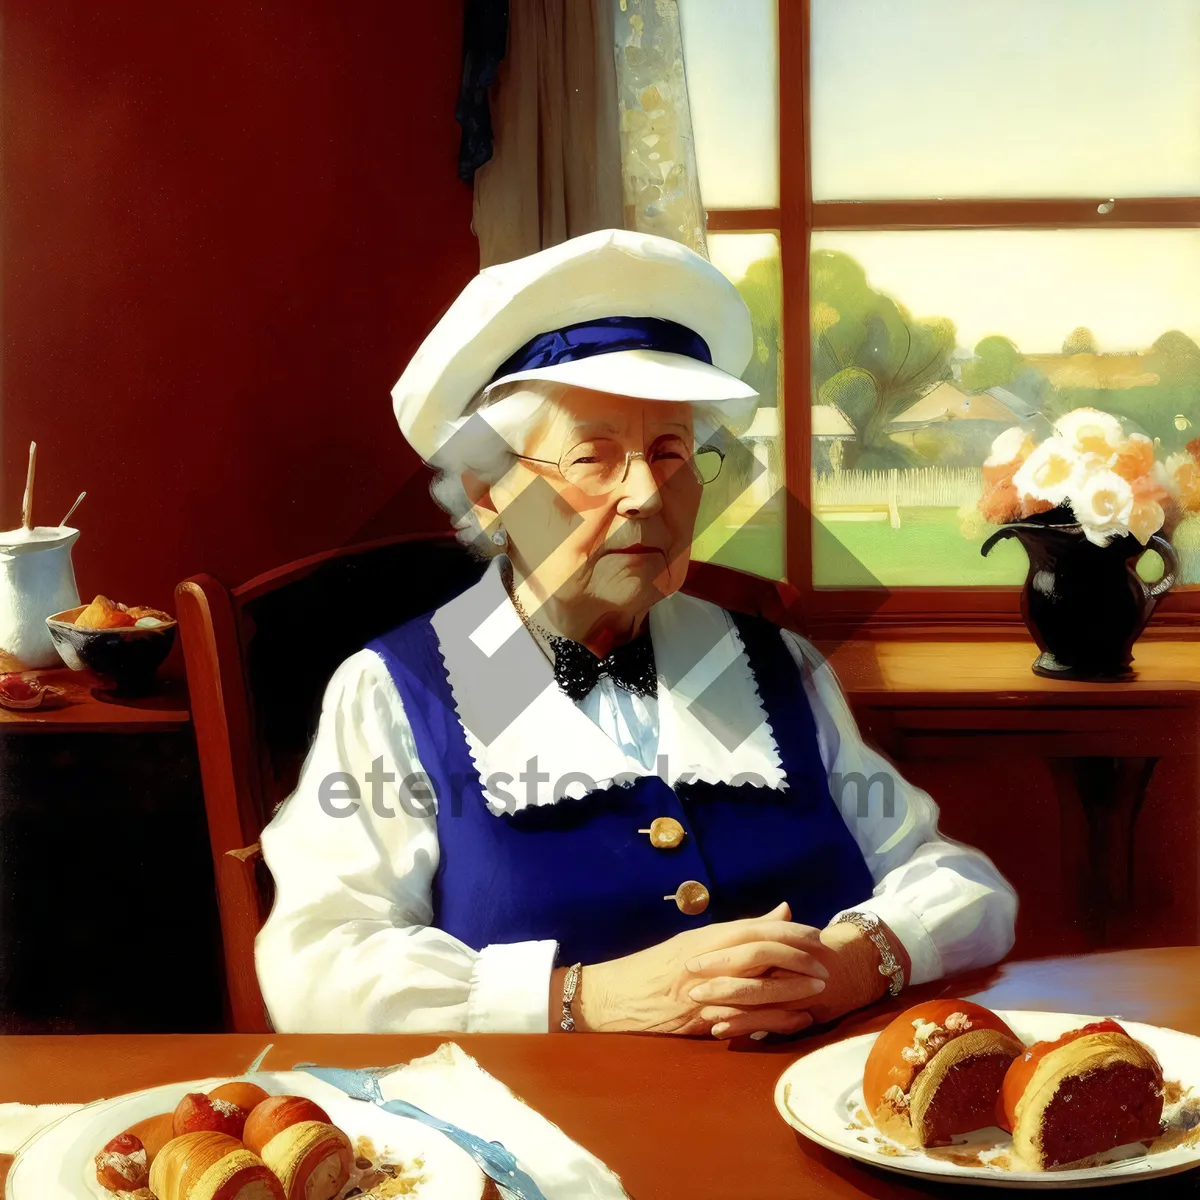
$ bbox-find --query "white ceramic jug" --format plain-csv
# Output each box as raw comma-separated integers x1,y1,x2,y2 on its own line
0,526,81,669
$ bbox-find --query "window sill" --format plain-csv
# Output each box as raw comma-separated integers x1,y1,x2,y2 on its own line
818,637,1200,709
818,637,1200,764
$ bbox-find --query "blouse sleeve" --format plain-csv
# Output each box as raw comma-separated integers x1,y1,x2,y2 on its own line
780,630,1019,986
255,650,558,1033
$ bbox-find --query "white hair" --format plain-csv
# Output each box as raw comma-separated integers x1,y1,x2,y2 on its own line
427,379,755,559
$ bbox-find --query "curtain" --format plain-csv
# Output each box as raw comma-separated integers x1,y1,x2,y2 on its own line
472,0,625,267
456,0,510,183
613,0,707,258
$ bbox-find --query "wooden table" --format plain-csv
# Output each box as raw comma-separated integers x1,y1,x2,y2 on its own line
0,667,189,733
822,640,1200,948
3,948,1198,1198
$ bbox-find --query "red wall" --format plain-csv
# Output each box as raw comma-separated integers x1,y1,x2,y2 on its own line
2,1,477,610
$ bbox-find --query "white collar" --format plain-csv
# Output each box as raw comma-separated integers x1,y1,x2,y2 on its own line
428,557,785,813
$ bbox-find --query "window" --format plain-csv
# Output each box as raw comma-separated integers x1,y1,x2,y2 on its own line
680,0,1200,630
679,0,784,581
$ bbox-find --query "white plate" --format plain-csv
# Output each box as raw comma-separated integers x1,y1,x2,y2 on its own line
774,1010,1200,1189
6,1070,485,1200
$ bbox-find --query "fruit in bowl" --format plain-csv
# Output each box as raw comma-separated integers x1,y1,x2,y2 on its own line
75,595,172,630
47,595,177,693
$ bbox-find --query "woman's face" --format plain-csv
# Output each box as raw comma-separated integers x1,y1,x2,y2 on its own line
480,387,704,623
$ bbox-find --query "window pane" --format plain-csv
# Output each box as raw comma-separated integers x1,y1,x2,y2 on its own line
694,232,784,579
810,229,1200,586
811,0,1200,201
678,0,780,208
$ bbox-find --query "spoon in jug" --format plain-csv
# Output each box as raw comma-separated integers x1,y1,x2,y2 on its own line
59,491,86,527
20,442,36,530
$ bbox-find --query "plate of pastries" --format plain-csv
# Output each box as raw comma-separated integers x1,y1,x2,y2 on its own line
5,1072,497,1200
775,1000,1200,1187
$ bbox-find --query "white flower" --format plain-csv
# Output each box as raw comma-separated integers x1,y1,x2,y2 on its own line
985,426,1032,468
1071,469,1134,546
1054,407,1125,462
1012,436,1086,507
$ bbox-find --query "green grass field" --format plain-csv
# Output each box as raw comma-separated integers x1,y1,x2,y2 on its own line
692,505,1194,588
693,516,785,580
815,506,1026,587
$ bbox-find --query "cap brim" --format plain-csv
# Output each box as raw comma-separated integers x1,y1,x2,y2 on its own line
483,349,759,405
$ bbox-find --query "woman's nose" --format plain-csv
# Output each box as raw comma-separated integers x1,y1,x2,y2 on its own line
614,453,663,516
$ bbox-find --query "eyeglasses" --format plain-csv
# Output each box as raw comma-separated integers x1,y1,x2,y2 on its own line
515,437,725,496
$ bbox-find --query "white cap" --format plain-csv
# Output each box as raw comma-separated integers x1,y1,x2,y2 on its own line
392,228,759,460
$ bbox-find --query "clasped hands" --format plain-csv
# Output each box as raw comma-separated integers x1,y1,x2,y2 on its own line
565,901,901,1038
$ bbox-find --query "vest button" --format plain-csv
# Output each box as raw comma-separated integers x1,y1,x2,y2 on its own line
665,880,710,915
638,817,685,849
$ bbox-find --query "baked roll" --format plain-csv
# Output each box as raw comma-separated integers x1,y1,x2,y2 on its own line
242,1097,351,1200
864,999,1024,1147
173,1094,250,1140
148,1132,285,1200
122,1113,175,1165
241,1097,331,1159
208,1083,271,1114
998,1019,1165,1169
257,1121,353,1200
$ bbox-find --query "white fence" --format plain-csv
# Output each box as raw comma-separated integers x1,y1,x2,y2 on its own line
813,467,984,510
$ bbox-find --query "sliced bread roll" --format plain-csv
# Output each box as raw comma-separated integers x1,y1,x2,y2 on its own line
864,999,1024,1147
999,1019,1165,1169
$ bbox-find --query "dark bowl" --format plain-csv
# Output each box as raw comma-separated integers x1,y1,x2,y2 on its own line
46,606,176,694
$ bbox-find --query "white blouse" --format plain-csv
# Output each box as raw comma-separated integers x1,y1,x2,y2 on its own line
256,558,1017,1033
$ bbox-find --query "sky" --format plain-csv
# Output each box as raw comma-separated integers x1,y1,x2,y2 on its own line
711,229,1200,354
678,0,779,208
810,0,1200,200
681,0,1200,203
811,229,1200,352
695,2,1200,352
709,232,779,282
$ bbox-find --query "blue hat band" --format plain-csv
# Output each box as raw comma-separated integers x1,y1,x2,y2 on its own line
489,316,713,385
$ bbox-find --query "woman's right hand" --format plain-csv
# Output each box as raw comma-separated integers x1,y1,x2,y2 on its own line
564,903,829,1036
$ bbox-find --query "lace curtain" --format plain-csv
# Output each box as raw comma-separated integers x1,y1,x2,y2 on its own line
613,0,708,258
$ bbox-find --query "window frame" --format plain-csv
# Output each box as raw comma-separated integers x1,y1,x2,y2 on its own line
706,0,1200,639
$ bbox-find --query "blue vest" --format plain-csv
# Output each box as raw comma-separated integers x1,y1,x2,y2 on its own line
368,609,875,966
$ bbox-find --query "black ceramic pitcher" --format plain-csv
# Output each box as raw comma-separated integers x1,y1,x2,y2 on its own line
981,506,1180,680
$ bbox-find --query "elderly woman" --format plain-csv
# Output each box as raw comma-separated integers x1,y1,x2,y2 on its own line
256,229,1017,1036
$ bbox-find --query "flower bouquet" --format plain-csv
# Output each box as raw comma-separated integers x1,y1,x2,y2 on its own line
978,408,1200,546
978,409,1185,679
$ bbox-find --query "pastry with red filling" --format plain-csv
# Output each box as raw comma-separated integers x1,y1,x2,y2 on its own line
998,1018,1165,1169
864,999,1024,1147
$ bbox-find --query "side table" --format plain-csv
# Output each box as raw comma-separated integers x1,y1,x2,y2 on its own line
0,668,223,1032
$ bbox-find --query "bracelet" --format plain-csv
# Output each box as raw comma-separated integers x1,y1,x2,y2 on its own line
560,962,583,1032
832,910,905,997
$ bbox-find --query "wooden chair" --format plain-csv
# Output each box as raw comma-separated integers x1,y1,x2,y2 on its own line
177,533,794,1031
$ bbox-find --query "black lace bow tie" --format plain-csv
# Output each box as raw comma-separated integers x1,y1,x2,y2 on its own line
550,631,658,702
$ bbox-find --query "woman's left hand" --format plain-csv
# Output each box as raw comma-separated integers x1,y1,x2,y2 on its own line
688,919,909,1039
